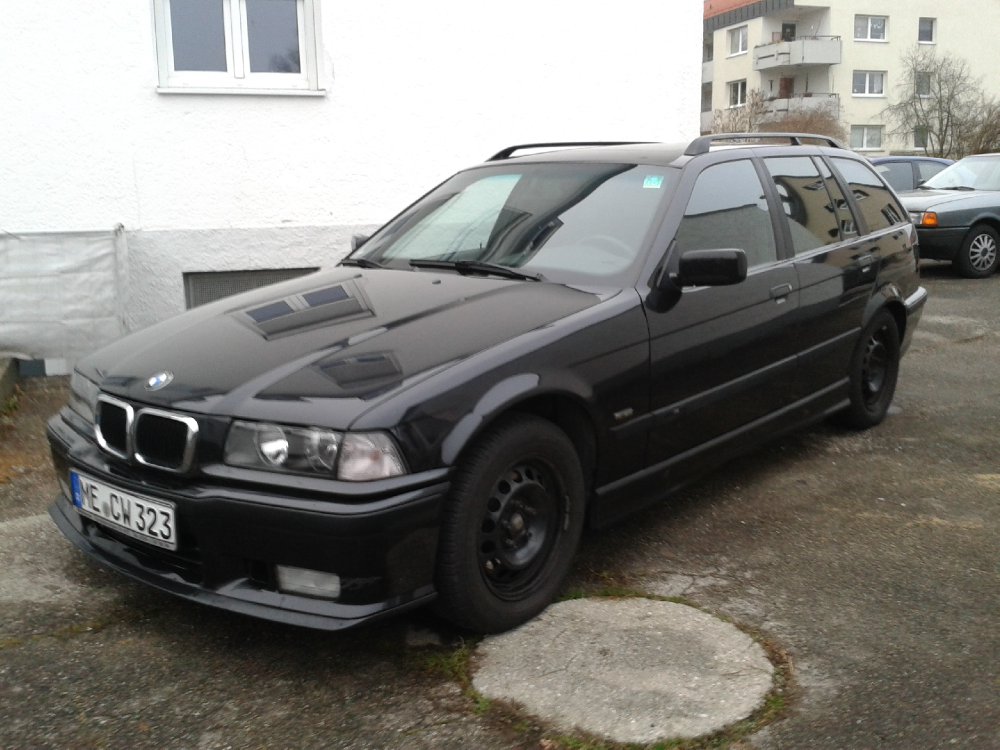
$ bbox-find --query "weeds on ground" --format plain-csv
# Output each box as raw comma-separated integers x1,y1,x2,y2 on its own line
0,386,20,417
411,585,795,750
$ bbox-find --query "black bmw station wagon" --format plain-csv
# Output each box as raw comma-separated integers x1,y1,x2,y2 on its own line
49,135,927,633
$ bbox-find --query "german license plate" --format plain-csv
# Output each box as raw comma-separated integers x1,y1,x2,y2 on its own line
70,471,177,551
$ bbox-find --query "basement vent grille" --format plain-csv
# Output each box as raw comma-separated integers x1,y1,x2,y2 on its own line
183,268,319,309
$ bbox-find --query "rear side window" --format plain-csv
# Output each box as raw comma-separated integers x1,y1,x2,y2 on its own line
763,156,842,255
830,157,907,231
874,161,915,192
916,161,948,183
675,160,778,268
817,159,858,239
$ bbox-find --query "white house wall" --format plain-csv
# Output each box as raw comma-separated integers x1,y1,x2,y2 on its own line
1,1,701,342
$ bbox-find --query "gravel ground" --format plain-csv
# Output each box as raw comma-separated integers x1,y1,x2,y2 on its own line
1,265,997,749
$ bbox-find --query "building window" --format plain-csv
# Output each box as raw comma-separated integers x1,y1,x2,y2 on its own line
918,17,936,43
729,26,749,55
851,125,883,151
916,72,932,98
852,71,886,96
914,128,929,149
729,79,748,107
854,15,888,41
153,0,324,94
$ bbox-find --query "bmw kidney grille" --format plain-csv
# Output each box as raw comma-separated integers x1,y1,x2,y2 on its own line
95,395,199,473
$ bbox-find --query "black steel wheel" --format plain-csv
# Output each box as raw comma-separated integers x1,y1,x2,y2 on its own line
955,225,999,278
435,414,585,633
835,310,901,429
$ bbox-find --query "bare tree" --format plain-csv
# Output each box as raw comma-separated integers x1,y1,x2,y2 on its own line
962,99,1000,155
882,46,983,159
760,100,848,143
712,88,768,133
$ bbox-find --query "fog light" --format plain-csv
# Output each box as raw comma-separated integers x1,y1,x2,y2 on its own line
275,565,341,599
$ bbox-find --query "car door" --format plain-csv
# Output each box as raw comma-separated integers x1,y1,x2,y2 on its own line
645,157,800,470
788,156,911,400
759,155,878,402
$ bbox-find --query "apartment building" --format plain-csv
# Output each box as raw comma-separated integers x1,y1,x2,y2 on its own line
702,0,1000,154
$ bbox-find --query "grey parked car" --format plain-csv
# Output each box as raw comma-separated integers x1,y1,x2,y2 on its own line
898,154,1000,278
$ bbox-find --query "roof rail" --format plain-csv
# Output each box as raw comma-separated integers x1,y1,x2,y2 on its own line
488,141,652,161
684,132,846,156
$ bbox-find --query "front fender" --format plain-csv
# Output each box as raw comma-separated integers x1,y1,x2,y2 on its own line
440,374,540,464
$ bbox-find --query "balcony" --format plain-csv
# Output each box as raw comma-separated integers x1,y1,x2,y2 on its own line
754,37,841,71
764,92,840,117
702,59,714,84
700,110,714,134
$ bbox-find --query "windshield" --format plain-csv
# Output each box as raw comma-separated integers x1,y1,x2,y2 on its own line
350,162,678,285
922,157,1000,191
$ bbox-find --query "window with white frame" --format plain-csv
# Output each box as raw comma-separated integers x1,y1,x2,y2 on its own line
729,26,748,55
916,72,932,98
918,17,936,43
153,0,324,94
851,125,883,150
852,70,886,96
729,79,748,107
854,15,888,41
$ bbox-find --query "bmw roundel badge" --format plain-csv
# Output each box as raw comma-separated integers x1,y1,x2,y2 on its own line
145,371,174,391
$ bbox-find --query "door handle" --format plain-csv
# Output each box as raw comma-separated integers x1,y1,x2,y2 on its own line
769,283,793,301
856,253,875,270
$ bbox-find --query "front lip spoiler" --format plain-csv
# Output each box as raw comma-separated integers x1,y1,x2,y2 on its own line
48,496,437,631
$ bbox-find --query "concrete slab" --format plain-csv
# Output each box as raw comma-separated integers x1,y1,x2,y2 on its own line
472,597,773,745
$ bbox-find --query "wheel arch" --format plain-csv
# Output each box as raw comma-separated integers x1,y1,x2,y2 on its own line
442,387,599,495
966,216,1000,236
865,285,909,342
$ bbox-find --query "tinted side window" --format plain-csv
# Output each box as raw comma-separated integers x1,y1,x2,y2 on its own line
675,160,778,268
875,161,914,192
817,158,858,239
763,156,841,255
830,157,906,231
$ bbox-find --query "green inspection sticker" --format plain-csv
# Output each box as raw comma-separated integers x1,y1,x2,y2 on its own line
643,175,665,189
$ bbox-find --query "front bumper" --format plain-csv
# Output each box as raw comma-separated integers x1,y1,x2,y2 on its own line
47,411,449,630
901,285,929,355
914,226,967,261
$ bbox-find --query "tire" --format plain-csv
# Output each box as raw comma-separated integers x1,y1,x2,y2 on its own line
835,310,901,429
435,414,585,633
955,225,1000,278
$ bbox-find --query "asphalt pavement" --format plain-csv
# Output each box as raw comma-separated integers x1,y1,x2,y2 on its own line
0,264,997,749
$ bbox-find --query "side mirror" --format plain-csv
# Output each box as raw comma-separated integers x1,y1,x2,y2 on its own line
351,234,370,251
674,249,748,287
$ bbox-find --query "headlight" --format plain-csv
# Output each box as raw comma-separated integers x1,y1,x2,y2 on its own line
68,371,99,424
224,420,407,481
913,211,938,227
338,432,408,482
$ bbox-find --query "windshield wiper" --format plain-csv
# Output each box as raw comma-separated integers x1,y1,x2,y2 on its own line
938,186,976,191
340,257,388,269
409,259,543,281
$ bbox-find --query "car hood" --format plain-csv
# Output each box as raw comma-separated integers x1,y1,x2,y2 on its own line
898,188,1000,212
81,268,611,426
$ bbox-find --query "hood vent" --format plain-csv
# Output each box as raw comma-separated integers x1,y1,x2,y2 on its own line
239,282,371,339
